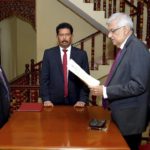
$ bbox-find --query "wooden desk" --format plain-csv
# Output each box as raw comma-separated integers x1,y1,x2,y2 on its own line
0,106,129,150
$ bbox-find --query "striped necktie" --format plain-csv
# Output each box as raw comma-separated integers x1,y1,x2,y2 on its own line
0,68,9,92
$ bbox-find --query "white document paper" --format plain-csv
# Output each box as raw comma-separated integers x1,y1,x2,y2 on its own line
68,59,100,87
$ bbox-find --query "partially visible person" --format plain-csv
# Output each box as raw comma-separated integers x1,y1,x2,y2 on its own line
0,65,10,128
89,13,150,150
40,22,89,107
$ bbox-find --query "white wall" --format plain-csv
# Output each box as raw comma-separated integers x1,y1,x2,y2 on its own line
0,17,17,80
16,19,36,75
0,17,36,80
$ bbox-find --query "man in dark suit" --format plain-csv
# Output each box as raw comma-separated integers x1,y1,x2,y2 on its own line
0,65,10,128
89,13,150,150
40,22,89,107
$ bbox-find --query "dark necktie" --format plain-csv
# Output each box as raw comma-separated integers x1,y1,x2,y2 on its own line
102,48,122,108
0,69,8,92
63,49,68,97
105,48,122,86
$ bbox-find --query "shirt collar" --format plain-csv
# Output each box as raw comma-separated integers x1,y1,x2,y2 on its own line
120,34,131,50
60,45,71,52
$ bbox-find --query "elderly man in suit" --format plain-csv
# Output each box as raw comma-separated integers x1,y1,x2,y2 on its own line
40,22,89,107
0,65,10,128
89,13,150,150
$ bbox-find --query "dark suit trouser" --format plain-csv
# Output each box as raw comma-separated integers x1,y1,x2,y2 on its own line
123,134,142,150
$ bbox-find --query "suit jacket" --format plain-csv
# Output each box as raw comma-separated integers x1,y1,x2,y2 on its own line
0,66,10,128
106,34,150,136
40,46,89,105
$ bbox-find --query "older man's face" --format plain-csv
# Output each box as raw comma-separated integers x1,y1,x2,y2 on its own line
107,21,128,48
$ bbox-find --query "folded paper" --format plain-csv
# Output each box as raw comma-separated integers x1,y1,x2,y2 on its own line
68,59,100,86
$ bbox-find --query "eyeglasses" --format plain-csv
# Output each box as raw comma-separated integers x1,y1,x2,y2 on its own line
108,26,125,34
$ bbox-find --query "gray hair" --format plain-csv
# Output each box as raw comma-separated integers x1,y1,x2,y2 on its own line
107,12,133,30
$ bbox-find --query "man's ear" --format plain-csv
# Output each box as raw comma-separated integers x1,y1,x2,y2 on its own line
124,26,131,35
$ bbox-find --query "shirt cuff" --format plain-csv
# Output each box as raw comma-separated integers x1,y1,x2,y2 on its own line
103,86,108,99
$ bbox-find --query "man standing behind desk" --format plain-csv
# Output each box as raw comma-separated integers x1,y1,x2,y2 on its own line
40,22,89,107
0,65,10,128
89,13,150,150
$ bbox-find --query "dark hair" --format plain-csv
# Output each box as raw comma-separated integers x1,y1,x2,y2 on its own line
56,22,73,35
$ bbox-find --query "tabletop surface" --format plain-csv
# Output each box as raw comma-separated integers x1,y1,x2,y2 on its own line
0,106,129,150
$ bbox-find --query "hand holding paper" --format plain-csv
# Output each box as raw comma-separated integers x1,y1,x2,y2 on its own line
68,59,100,87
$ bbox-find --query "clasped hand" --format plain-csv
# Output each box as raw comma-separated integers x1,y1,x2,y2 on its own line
89,85,103,96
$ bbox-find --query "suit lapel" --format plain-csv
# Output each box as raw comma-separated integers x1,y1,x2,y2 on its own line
69,47,76,78
70,47,76,60
54,47,63,76
107,50,124,85
108,35,133,84
112,48,126,73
